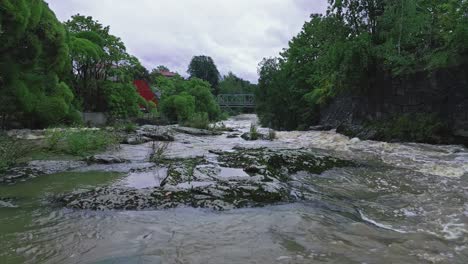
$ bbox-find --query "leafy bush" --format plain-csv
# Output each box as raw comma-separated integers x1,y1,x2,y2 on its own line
103,81,141,118
370,114,449,143
160,92,196,122
156,76,222,123
0,136,30,173
184,112,210,129
45,129,119,156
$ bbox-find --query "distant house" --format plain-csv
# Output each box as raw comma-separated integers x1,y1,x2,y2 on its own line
159,70,177,78
133,80,158,105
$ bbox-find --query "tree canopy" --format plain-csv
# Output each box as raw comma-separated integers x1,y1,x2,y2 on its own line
256,0,468,130
187,55,221,95
0,0,79,127
219,72,257,95
65,14,146,118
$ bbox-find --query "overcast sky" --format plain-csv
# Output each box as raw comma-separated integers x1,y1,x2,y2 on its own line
45,0,327,83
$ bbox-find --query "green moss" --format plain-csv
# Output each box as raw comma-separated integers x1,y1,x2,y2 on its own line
218,148,353,181
368,113,449,143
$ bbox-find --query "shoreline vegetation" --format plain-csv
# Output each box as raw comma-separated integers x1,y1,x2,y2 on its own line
1,0,467,163
256,0,467,145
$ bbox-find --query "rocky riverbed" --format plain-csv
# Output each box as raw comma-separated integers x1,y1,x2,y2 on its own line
1,114,467,263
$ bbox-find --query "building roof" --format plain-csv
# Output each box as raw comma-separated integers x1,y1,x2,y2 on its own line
159,70,177,77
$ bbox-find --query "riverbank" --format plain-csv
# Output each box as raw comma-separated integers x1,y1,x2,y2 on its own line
1,114,467,263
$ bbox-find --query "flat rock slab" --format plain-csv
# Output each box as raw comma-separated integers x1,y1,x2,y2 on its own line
1,160,86,185
86,155,129,164
56,149,354,211
173,127,222,136
136,125,175,141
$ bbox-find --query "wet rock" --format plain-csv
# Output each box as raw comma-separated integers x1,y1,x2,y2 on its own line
0,198,17,208
227,134,240,138
309,125,334,131
6,129,45,140
241,132,268,141
208,149,224,155
173,127,222,136
1,160,86,185
122,135,152,145
86,155,128,164
57,148,353,211
218,148,354,180
137,125,175,141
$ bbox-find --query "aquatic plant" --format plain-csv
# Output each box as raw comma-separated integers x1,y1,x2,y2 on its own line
150,141,170,164
250,123,259,140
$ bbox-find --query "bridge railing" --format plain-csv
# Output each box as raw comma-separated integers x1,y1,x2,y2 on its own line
217,94,255,108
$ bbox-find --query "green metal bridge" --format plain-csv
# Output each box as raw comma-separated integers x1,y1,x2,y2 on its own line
217,94,255,109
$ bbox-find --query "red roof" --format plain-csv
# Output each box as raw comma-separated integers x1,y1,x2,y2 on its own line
160,70,177,77
133,80,158,105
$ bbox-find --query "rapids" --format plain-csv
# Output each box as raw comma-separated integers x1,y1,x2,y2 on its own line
1,114,467,263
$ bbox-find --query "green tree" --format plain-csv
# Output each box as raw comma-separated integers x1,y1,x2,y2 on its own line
256,0,467,131
0,0,80,128
187,55,221,95
65,14,146,118
219,72,257,94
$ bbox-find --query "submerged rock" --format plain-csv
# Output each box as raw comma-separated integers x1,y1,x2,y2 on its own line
57,149,354,211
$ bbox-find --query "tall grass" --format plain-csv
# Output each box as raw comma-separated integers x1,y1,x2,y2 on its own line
45,129,119,156
0,136,30,172
250,123,259,140
150,141,170,163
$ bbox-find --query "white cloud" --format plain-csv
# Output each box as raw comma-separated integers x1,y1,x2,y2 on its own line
46,0,327,83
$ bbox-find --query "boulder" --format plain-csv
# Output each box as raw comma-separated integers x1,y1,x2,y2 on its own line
241,132,268,141
136,126,175,141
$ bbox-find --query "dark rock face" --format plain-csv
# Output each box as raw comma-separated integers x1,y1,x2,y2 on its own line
320,67,468,145
57,149,354,211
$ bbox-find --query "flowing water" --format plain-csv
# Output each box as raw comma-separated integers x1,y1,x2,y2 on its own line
1,115,467,263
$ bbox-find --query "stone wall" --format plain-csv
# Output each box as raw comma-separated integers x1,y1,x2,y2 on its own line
320,66,468,142
82,112,108,127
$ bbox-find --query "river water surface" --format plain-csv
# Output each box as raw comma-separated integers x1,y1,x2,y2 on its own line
1,115,467,263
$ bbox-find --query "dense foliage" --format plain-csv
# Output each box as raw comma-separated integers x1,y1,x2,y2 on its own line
154,76,222,124
65,15,146,118
187,55,221,95
257,0,468,130
0,0,79,128
219,72,257,94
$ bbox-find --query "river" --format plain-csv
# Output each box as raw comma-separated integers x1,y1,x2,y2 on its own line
1,114,467,263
